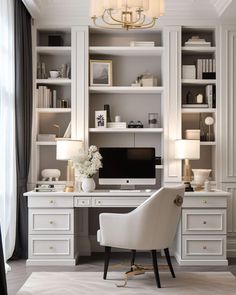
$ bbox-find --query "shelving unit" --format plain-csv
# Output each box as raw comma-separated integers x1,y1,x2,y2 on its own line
29,27,73,187
181,27,217,182
88,29,164,188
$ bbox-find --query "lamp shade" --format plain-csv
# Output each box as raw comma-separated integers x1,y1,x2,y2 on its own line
175,139,200,160
56,139,83,161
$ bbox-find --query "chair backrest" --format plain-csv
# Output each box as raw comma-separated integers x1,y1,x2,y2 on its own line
129,185,185,250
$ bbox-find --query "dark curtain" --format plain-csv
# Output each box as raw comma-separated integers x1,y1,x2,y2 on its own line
0,226,8,294
12,0,32,259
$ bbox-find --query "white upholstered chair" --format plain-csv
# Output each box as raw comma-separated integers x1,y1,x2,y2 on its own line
97,185,185,288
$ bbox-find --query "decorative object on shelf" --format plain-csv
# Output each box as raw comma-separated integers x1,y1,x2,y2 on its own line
95,110,107,128
205,116,215,141
204,179,211,192
49,70,60,78
104,104,112,122
185,129,200,140
52,124,61,137
128,120,143,128
192,169,212,191
56,139,84,192
74,145,102,192
115,115,121,122
34,184,56,192
148,113,159,128
131,80,141,87
90,0,164,30
182,65,196,79
41,169,61,181
90,60,112,86
130,41,155,47
60,99,68,108
175,139,200,191
48,34,64,46
196,94,203,104
37,62,47,79
107,122,127,128
63,122,71,138
60,64,70,78
142,73,158,87
37,134,56,141
184,36,211,47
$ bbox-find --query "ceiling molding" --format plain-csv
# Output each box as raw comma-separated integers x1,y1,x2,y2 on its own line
22,0,41,18
210,0,232,16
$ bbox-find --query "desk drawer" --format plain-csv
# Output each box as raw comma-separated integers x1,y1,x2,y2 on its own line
29,235,74,259
92,197,147,207
28,196,74,208
183,197,227,208
29,209,73,234
74,197,92,207
182,209,226,235
182,236,226,260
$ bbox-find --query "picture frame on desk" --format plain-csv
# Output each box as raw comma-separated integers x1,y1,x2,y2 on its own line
95,110,107,128
90,60,112,86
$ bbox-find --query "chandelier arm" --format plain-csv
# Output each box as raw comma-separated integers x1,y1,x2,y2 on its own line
101,11,122,26
107,9,128,25
107,8,145,26
92,17,130,30
129,18,157,29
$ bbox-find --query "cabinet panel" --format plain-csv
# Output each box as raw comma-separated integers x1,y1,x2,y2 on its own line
183,196,227,208
182,209,226,234
92,197,147,207
28,196,74,208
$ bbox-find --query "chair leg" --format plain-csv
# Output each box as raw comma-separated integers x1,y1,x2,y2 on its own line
103,246,111,280
164,248,176,278
130,250,136,270
151,250,161,288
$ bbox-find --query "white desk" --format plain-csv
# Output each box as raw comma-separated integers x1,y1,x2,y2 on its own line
24,190,230,266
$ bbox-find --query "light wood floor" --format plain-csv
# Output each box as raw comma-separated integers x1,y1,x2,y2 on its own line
6,253,236,295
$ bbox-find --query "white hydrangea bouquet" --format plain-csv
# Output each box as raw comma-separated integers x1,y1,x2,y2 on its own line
74,145,102,178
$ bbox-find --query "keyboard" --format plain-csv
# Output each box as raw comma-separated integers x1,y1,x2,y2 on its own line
109,189,141,193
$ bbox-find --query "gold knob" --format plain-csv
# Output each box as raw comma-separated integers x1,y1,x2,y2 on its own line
203,221,207,224
203,246,207,250
202,200,207,204
49,246,54,250
82,201,85,204
98,201,101,204
50,200,54,204
49,221,54,224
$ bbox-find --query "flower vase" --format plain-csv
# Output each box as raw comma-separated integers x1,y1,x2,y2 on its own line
82,177,96,192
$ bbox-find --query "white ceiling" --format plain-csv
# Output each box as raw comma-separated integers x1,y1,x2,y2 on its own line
22,0,236,24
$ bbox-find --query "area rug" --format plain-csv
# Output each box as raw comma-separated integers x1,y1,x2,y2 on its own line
17,272,236,295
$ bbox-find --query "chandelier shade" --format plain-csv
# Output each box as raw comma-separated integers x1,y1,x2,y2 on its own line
90,0,164,30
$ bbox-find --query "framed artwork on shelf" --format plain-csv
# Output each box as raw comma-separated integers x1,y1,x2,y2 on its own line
95,110,107,128
90,60,112,86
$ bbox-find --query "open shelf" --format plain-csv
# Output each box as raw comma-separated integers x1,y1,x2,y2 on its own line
89,86,163,94
182,79,216,86
181,108,216,113
182,46,216,54
89,46,163,56
36,141,56,146
36,108,72,113
36,46,71,55
36,79,71,85
89,128,163,133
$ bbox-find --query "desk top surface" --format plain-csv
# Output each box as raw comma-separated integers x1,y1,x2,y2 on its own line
24,189,230,197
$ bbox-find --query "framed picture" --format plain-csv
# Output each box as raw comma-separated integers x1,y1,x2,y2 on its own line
95,110,107,128
90,60,112,86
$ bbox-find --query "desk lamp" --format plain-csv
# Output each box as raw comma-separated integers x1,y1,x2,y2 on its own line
56,139,83,192
175,139,200,191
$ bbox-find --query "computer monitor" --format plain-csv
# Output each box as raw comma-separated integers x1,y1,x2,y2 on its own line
99,147,156,186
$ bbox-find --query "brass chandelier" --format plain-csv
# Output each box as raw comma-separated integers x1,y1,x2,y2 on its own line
90,0,164,30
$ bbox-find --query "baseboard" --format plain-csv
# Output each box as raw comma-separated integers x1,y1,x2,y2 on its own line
26,259,77,266
227,238,236,257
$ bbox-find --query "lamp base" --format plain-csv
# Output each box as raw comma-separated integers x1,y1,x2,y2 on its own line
64,186,74,193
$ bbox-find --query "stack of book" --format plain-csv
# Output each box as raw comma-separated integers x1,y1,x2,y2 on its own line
205,84,216,108
185,36,211,47
36,86,57,108
130,41,155,47
196,59,216,79
107,122,127,128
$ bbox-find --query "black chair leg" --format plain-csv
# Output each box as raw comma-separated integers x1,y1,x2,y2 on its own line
130,250,136,270
103,246,111,280
151,250,161,288
164,248,176,278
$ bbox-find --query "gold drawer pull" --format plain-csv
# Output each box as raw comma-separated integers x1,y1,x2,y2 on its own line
203,221,207,225
49,246,54,250
49,221,54,224
203,246,207,250
49,200,55,204
97,200,101,204
82,201,85,204
202,200,207,204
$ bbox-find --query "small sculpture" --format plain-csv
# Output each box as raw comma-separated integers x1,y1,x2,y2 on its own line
41,169,61,181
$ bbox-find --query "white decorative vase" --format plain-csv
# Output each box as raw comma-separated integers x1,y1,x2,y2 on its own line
192,169,212,189
81,177,96,192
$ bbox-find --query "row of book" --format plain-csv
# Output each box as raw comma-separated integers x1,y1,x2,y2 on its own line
196,59,216,79
36,86,57,108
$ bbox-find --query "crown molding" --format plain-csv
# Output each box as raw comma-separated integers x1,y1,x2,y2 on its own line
22,0,41,18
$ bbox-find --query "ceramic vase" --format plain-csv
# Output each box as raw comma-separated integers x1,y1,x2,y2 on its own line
192,169,212,189
81,177,96,192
